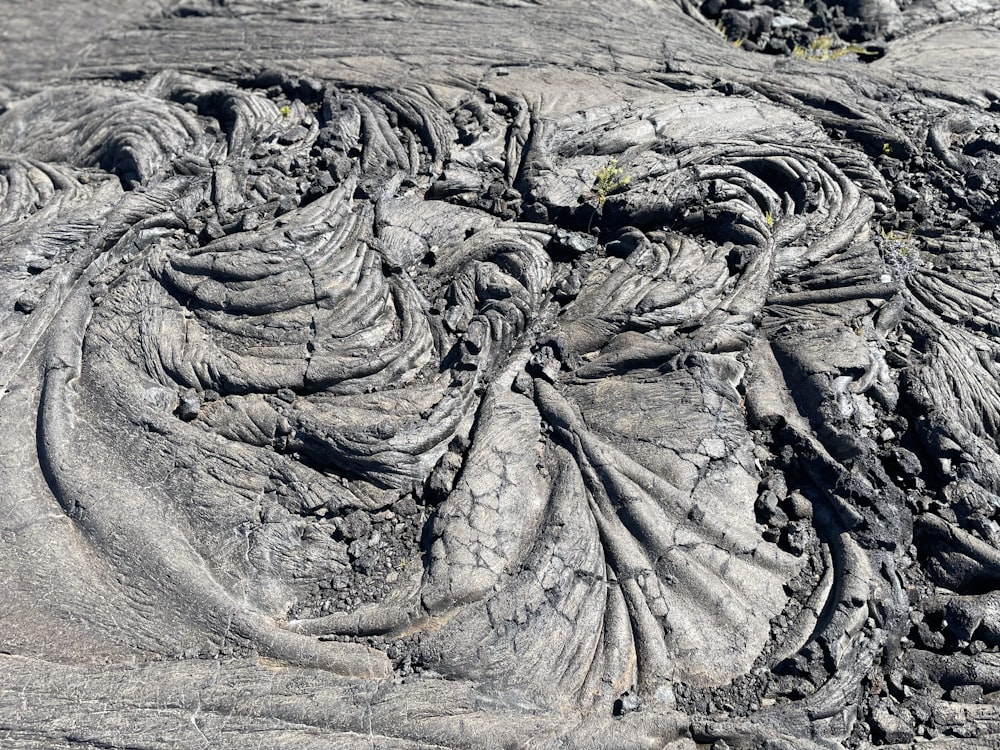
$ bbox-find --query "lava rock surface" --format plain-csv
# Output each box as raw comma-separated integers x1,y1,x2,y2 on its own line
3,0,1000,747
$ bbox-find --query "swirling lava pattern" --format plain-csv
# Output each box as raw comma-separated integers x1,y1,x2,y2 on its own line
0,43,995,745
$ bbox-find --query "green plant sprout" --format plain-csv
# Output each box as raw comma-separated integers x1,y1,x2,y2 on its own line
792,36,874,62
882,142,892,156
713,18,745,48
765,211,774,228
593,158,632,205
279,105,291,118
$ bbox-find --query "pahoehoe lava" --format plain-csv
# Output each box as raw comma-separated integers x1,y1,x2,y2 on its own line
3,0,1000,747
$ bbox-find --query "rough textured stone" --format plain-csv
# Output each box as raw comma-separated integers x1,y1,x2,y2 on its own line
2,0,1000,747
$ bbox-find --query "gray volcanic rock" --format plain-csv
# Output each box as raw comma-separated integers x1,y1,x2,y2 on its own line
2,1,1000,747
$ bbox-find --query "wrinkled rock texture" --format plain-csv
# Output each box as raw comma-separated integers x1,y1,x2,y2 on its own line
3,0,1000,747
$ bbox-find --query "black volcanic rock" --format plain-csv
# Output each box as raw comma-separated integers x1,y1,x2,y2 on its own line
2,0,1000,747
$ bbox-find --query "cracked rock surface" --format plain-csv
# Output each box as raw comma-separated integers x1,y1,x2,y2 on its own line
3,0,1000,747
